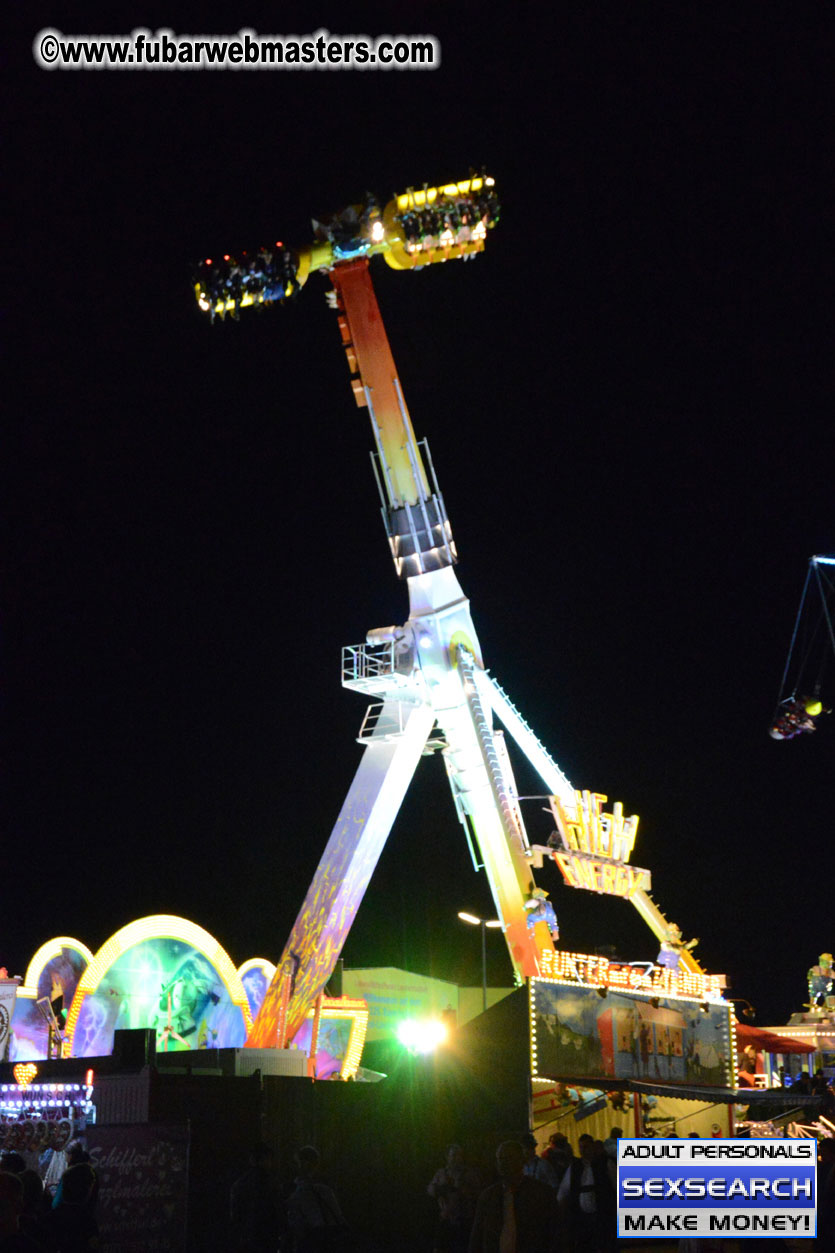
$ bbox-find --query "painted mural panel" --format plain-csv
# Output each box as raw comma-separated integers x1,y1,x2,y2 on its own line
71,938,248,1057
238,960,276,1020
532,983,733,1087
291,1016,352,1080
9,945,90,1062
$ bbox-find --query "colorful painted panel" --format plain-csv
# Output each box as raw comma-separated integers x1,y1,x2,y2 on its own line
238,959,276,1019
291,1017,351,1080
9,940,91,1062
532,982,733,1088
70,935,248,1057
289,998,369,1080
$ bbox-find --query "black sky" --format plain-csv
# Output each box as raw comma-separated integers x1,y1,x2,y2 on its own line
7,4,834,1028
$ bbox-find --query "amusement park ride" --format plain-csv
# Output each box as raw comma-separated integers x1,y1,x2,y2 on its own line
194,174,709,1053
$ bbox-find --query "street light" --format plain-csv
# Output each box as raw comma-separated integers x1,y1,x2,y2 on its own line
458,912,502,1012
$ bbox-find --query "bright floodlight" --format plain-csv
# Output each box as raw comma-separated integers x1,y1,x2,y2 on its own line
458,912,480,926
396,1018,448,1054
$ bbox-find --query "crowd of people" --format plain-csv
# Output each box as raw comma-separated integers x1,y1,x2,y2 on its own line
0,1140,98,1252
427,1131,621,1253
229,1143,350,1253
3,1121,834,1252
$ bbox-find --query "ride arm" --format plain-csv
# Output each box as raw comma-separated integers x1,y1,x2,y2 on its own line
330,259,457,578
245,699,436,1047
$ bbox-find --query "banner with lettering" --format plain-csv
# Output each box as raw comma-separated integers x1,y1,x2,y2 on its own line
87,1124,189,1253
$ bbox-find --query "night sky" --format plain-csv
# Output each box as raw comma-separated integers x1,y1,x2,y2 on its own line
8,4,833,1030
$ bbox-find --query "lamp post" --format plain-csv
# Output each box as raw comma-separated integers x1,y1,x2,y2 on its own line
458,912,502,1012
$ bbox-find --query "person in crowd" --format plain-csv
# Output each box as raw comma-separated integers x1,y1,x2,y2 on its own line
229,1142,280,1253
601,1128,622,1161
286,1146,348,1253
737,1044,762,1087
18,1171,51,1250
0,1170,41,1252
468,1139,559,1253
43,1163,99,1251
64,1143,90,1170
557,1133,616,1253
541,1134,573,1186
427,1143,481,1253
50,1142,97,1214
519,1134,559,1190
738,1044,757,1074
0,1158,24,1179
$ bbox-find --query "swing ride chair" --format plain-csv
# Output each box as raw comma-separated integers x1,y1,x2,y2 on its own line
770,555,835,741
194,175,704,1050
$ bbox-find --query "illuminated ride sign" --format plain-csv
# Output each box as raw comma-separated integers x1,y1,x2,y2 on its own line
531,791,651,899
537,949,725,1003
0,1072,95,1152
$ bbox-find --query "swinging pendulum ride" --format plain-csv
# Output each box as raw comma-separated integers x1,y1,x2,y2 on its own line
194,175,706,1054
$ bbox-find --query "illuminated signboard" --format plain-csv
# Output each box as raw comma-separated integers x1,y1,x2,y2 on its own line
536,791,651,899
530,980,734,1089
0,1076,95,1152
538,949,725,1003
552,853,650,897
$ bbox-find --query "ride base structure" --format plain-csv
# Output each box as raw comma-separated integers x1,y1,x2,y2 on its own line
194,175,716,1054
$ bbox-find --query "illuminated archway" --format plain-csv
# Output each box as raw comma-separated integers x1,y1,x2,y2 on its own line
9,937,92,1062
65,916,252,1057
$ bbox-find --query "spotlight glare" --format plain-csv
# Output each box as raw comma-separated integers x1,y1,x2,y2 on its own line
396,1018,448,1054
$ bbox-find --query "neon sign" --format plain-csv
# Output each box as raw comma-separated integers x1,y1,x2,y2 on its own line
552,853,650,897
552,791,639,859
537,949,726,1003
540,791,652,899
0,1078,95,1152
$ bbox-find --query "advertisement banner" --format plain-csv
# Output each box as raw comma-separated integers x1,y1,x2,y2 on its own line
617,1138,816,1239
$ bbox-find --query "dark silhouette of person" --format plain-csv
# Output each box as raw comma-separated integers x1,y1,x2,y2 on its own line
229,1143,280,1253
557,1134,616,1252
44,1163,100,1251
0,1170,42,1251
428,1143,481,1252
286,1146,347,1253
468,1140,559,1253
